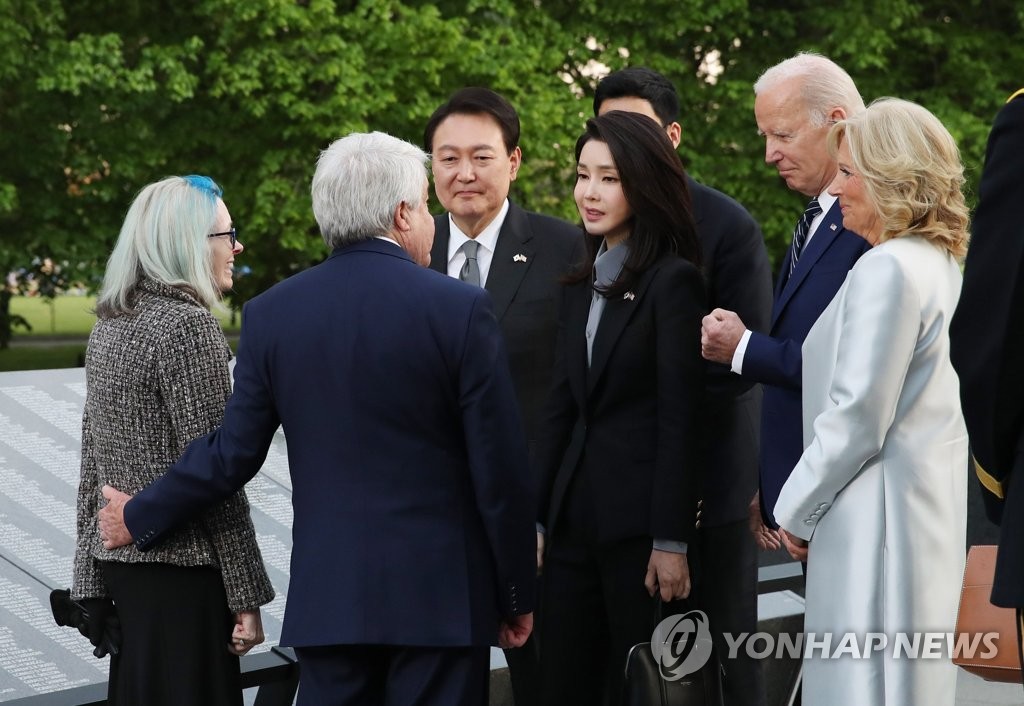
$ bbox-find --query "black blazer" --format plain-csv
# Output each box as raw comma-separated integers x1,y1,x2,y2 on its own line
431,201,583,444
689,178,773,526
536,254,707,544
951,90,1024,607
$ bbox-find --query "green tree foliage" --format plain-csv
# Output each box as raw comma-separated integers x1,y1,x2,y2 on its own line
1,0,1020,343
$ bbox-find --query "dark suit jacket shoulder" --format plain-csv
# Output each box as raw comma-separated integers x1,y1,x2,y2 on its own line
952,92,1024,499
431,202,583,442
536,254,706,543
125,239,537,647
689,178,773,339
688,178,774,524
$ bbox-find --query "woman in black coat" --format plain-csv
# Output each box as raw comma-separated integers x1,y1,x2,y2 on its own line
536,111,706,705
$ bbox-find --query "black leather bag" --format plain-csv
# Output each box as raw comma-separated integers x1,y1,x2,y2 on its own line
622,600,724,706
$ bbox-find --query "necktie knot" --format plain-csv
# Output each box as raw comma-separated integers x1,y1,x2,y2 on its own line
789,198,823,275
459,240,481,286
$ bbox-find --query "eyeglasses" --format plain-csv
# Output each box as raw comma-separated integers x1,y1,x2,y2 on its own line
208,227,238,248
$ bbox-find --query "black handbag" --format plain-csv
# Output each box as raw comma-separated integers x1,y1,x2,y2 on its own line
622,599,724,706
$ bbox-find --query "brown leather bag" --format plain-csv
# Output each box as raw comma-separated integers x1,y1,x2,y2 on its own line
953,545,1022,682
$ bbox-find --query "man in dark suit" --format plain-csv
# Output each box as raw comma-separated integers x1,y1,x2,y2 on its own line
701,53,870,551
425,87,582,450
951,88,1024,675
97,131,536,706
593,67,772,706
424,87,581,705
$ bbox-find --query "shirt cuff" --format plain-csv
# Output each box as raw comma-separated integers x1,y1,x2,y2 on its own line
652,539,687,554
731,329,753,375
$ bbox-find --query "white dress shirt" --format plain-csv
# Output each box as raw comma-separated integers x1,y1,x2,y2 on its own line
445,199,510,286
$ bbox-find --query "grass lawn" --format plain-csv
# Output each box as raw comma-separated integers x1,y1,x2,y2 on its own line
1,295,241,372
0,344,87,371
8,295,242,337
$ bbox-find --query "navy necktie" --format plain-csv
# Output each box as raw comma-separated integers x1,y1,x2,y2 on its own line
459,240,481,287
789,198,823,276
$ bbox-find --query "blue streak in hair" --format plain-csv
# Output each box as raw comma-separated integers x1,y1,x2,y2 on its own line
182,174,224,198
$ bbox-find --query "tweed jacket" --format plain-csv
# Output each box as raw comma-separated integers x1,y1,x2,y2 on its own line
72,278,273,613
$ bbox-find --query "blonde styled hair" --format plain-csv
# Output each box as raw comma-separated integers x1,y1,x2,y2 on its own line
827,97,969,259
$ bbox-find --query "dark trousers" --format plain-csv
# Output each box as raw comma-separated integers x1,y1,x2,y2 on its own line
293,644,489,706
692,520,765,706
539,476,666,706
539,533,657,706
102,561,240,706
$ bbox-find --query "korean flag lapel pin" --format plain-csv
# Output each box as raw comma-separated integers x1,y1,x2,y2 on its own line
623,291,635,301
513,253,528,263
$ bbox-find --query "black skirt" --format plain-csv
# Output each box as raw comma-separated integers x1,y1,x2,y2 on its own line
102,561,242,706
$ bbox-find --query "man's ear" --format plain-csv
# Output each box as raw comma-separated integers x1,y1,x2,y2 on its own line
393,201,412,233
666,121,682,149
509,146,523,181
828,107,847,125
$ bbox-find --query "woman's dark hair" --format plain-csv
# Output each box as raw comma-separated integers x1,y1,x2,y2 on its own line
568,110,701,296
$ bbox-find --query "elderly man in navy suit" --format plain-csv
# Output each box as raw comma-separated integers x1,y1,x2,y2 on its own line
701,53,870,553
97,131,536,706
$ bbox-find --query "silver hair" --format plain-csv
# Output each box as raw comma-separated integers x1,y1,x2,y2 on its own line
754,52,865,127
96,176,224,317
311,132,429,250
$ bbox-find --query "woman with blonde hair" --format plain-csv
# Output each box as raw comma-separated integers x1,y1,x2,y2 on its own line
773,98,970,705
73,175,274,705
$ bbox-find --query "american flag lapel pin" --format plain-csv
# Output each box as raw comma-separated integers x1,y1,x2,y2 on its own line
624,291,635,301
513,253,528,263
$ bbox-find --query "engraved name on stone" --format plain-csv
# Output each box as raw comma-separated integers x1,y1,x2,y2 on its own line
0,626,91,695
0,413,81,488
0,518,72,587
0,578,106,672
0,467,76,538
0,386,82,441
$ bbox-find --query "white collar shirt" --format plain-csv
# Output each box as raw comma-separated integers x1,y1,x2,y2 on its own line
445,199,509,287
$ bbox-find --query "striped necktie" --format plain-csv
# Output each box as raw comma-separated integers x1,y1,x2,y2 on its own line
789,198,823,276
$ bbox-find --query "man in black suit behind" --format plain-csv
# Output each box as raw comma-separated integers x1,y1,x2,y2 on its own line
594,67,773,706
951,88,1024,679
424,87,582,705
